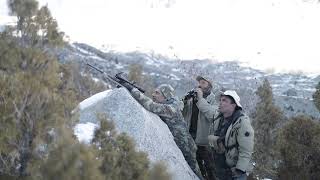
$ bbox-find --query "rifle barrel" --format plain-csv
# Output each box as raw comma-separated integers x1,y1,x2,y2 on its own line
86,63,145,93
86,63,103,73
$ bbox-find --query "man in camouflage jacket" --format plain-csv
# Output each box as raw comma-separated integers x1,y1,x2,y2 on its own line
122,83,203,179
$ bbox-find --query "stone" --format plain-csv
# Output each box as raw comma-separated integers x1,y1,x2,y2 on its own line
76,88,199,180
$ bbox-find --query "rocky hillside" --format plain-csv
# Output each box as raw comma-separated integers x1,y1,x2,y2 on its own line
54,42,320,119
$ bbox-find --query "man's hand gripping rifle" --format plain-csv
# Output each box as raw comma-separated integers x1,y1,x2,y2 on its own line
86,63,145,93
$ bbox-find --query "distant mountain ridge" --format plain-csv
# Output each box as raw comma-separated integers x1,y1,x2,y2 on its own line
54,42,320,119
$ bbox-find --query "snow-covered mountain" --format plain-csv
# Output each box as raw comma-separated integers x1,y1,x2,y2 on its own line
54,42,320,119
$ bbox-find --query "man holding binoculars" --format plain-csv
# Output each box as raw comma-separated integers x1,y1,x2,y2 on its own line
182,75,219,180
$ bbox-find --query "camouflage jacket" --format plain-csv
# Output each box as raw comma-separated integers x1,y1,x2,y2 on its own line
130,88,189,136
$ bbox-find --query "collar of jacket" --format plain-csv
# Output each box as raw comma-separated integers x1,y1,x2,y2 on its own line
216,110,244,134
230,110,244,125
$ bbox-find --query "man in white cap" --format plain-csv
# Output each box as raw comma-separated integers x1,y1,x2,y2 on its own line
182,75,219,180
208,90,254,180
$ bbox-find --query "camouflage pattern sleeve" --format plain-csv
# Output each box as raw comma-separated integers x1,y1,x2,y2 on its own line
131,88,176,118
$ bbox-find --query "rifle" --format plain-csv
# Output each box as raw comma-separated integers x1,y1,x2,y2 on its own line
86,63,145,93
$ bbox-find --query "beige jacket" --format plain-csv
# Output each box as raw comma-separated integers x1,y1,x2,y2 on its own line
182,92,218,146
211,114,254,172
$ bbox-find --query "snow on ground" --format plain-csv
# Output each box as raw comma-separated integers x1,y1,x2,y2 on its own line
74,90,112,144
71,44,94,55
170,73,181,81
172,68,180,72
245,76,254,80
74,122,98,144
114,64,124,69
92,77,100,82
88,55,106,61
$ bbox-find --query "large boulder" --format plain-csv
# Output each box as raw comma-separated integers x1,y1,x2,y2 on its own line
75,88,199,180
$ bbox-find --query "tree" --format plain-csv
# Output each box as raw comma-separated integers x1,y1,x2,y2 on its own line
34,6,64,47
128,64,155,97
92,115,171,180
276,116,320,180
252,79,284,179
0,42,64,176
313,82,320,112
128,64,143,84
0,40,105,177
0,1,103,177
7,0,64,47
59,62,105,109
29,128,104,180
147,163,172,180
7,0,38,32
1,1,168,179
93,117,150,179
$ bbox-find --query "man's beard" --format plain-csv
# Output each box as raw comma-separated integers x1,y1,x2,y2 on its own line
201,86,212,94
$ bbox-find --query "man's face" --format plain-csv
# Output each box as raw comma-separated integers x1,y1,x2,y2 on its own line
198,79,210,92
152,89,166,103
219,96,236,114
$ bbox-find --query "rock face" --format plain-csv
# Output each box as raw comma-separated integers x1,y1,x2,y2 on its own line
77,88,199,180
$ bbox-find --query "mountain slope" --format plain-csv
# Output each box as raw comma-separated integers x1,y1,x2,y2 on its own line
54,42,320,119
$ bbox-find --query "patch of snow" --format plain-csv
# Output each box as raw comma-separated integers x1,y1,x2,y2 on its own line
146,59,160,67
92,77,100,82
254,74,263,78
245,76,254,80
170,73,181,81
241,68,253,73
74,122,98,144
88,55,106,61
306,73,320,79
115,64,124,69
146,59,155,65
223,70,236,74
278,94,311,100
172,68,180,72
0,15,16,26
304,88,316,92
295,78,311,83
71,44,94,55
74,53,86,58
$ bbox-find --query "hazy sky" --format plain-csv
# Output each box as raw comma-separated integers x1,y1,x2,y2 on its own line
1,0,320,74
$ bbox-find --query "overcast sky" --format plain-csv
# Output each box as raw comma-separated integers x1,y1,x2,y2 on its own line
1,0,320,75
